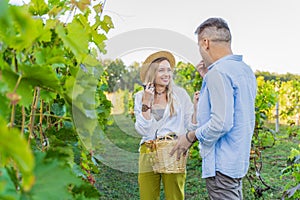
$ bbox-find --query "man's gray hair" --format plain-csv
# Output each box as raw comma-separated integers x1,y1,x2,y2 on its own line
195,18,231,42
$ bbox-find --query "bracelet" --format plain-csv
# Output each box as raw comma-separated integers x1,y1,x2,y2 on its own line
186,131,195,143
142,104,151,112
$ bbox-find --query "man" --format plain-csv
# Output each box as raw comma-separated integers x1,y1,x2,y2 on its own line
170,18,257,199
196,60,208,78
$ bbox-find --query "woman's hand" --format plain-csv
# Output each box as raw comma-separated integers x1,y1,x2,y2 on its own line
192,91,199,124
142,82,155,105
193,91,200,111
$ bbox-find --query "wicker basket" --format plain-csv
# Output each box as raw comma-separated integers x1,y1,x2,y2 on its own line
151,134,188,173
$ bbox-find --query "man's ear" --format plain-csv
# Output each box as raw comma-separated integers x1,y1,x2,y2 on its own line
202,38,210,50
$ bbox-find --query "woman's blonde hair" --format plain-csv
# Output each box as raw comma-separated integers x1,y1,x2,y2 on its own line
144,57,176,116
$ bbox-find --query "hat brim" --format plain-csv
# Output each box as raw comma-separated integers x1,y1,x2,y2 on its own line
140,51,176,83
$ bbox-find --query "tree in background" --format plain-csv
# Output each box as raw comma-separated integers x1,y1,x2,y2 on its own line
103,59,126,92
103,59,141,92
255,71,300,82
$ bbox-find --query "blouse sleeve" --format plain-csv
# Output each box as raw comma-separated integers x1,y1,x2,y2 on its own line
134,91,156,136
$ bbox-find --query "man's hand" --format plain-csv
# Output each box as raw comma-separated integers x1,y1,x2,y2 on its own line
195,60,208,78
170,131,196,160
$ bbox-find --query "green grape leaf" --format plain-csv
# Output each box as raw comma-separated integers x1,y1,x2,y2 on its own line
1,69,33,106
100,15,114,33
0,78,9,117
6,7,44,51
56,20,89,59
91,31,107,53
19,65,62,94
38,27,52,43
0,93,10,118
0,168,20,200
44,18,58,29
0,118,35,191
51,102,66,117
0,1,12,39
83,55,100,67
22,153,80,200
29,0,49,16
93,4,103,14
39,90,56,102
34,46,65,66
75,0,90,12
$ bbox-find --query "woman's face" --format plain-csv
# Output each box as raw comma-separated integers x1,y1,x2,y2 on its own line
155,60,172,86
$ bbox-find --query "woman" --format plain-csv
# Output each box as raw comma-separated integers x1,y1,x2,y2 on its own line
134,51,198,200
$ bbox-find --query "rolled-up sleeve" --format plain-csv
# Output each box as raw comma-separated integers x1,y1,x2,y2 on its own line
134,92,155,136
195,70,234,146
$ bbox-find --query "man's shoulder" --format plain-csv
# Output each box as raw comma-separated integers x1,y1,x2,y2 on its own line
214,59,254,77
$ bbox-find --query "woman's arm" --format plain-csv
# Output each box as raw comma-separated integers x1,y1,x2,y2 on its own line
134,92,154,136
192,91,200,125
180,88,198,131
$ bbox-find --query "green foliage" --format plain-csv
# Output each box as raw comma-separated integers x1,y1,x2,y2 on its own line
278,80,300,123
173,62,203,163
255,70,300,82
255,76,278,127
0,118,35,191
0,0,113,199
103,59,127,92
121,62,141,92
22,152,80,200
127,83,144,121
0,168,21,200
173,62,202,96
96,76,113,130
281,144,300,199
252,76,277,148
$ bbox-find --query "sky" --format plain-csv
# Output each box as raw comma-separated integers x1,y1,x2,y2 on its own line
102,0,300,74
8,0,300,74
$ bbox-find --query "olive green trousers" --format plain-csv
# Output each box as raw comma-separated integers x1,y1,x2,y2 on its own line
138,144,186,200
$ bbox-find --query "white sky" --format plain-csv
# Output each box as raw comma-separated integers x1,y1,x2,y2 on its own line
9,0,300,74
103,0,300,74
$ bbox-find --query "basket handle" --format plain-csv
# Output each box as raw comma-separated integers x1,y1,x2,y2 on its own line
163,135,174,140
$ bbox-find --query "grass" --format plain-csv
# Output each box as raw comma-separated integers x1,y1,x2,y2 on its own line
95,114,300,199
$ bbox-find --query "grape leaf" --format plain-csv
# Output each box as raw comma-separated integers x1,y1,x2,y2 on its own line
0,118,35,191
29,0,49,16
22,153,80,200
20,65,62,93
0,168,20,200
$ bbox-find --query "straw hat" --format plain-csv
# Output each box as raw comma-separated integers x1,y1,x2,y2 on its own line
140,51,176,83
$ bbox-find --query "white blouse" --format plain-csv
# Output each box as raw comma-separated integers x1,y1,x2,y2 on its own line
134,85,198,145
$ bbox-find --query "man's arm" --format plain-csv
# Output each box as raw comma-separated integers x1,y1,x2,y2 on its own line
195,69,234,146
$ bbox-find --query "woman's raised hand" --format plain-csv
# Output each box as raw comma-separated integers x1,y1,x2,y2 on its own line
143,82,155,103
193,91,200,111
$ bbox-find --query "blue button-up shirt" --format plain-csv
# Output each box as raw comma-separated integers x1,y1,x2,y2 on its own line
195,55,257,178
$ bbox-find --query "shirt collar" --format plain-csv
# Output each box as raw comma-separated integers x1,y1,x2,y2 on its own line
207,54,243,71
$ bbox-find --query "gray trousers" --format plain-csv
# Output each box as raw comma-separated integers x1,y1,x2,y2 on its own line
205,171,243,200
